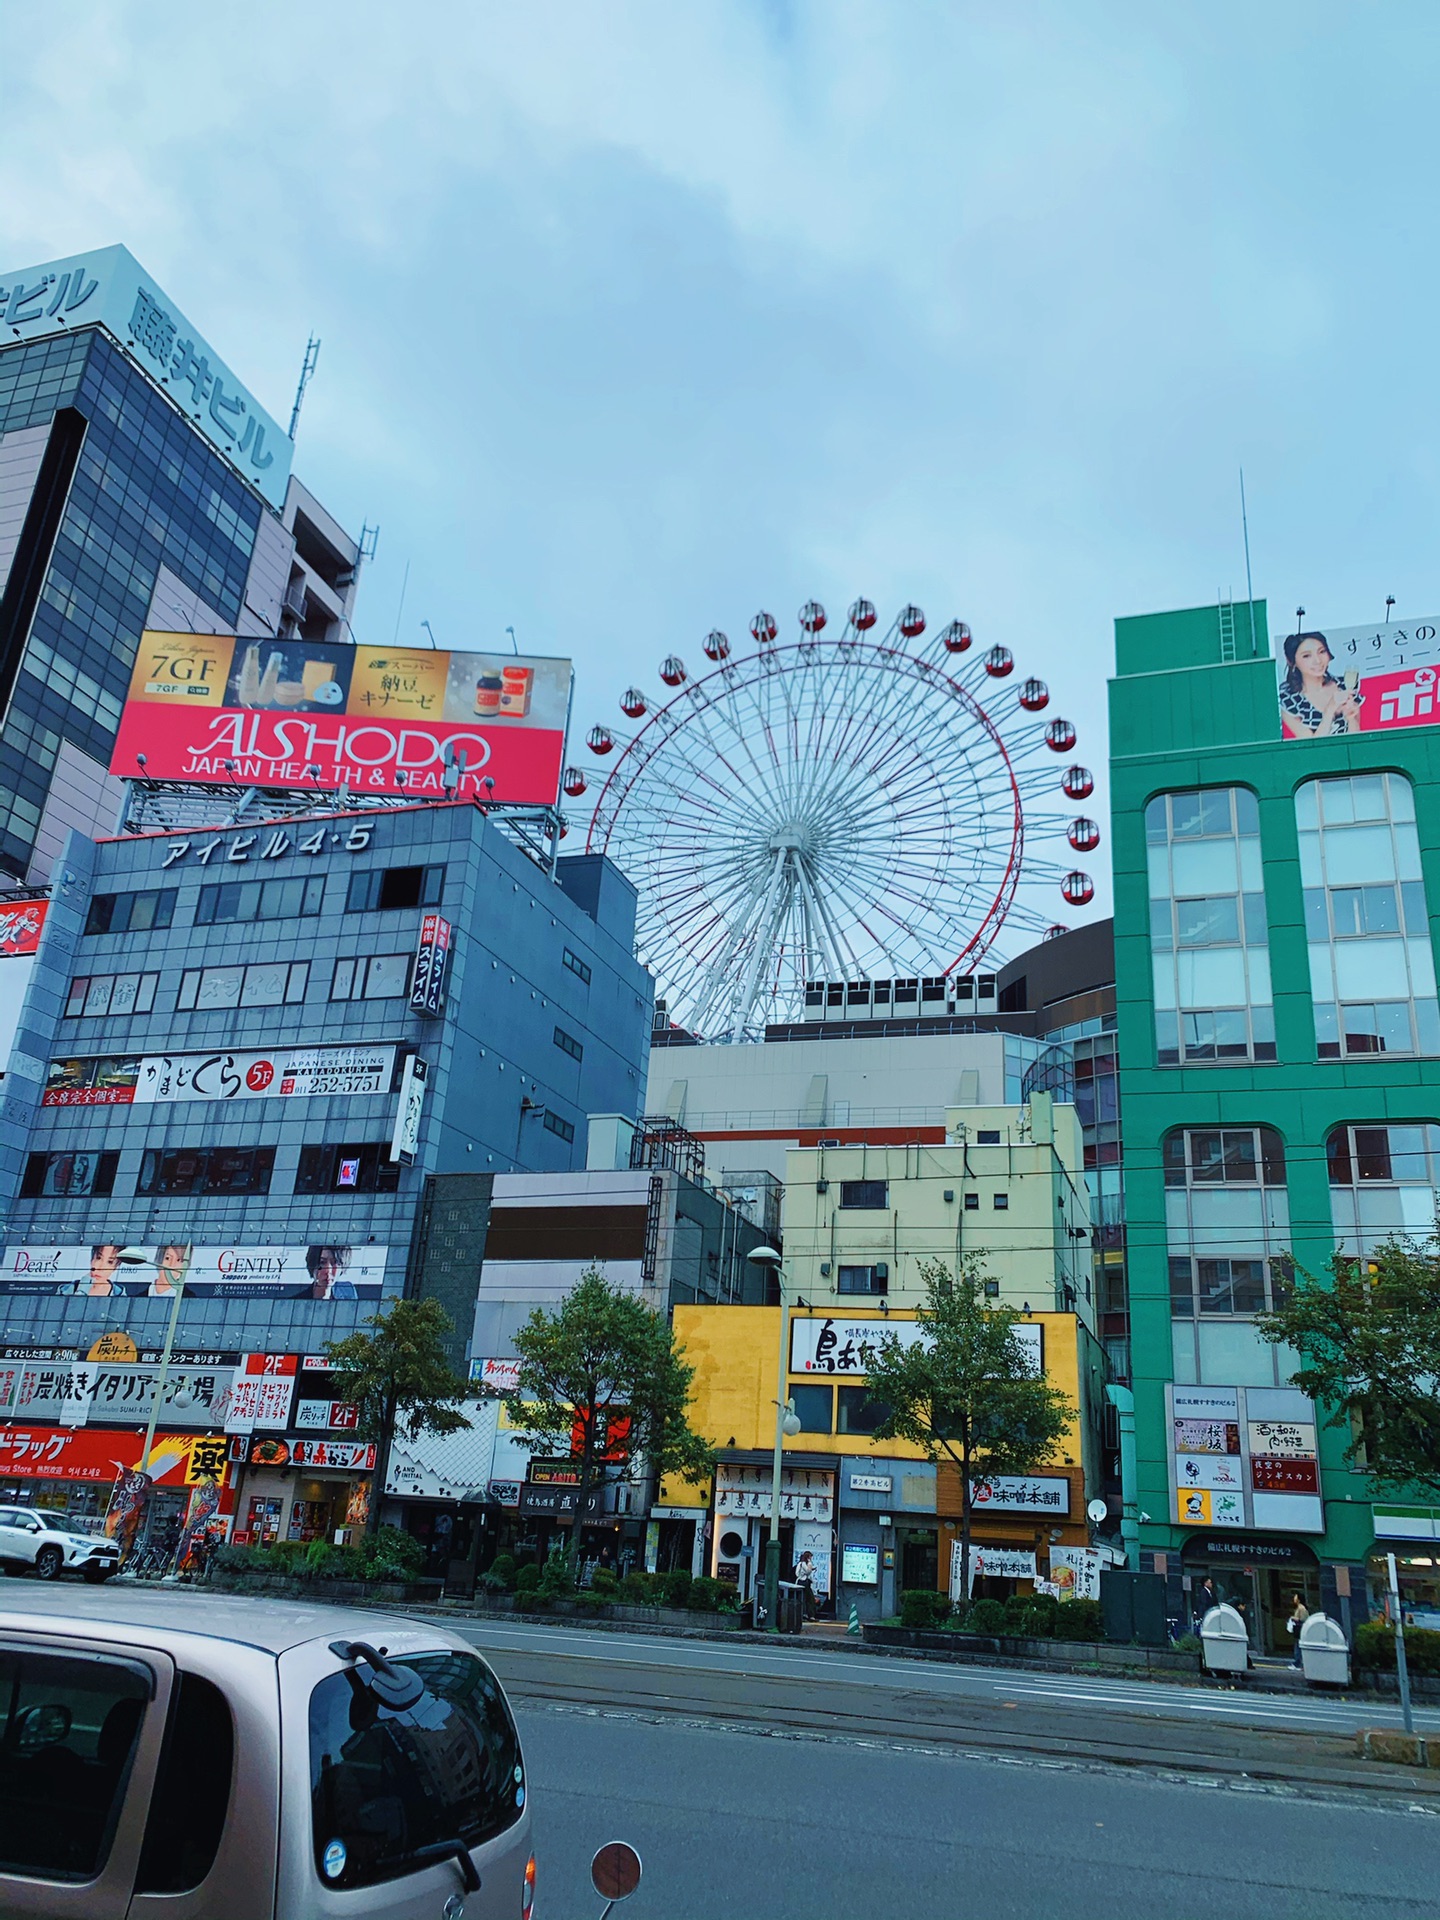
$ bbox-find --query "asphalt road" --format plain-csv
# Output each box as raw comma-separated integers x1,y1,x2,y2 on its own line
461,1617,1440,1793
516,1703,1440,1920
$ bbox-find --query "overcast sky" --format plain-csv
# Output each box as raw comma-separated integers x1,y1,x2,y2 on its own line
4,4,1439,937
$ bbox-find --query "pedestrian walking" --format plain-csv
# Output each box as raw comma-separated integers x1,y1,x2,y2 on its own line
794,1549,817,1620
1194,1575,1219,1627
1287,1595,1309,1667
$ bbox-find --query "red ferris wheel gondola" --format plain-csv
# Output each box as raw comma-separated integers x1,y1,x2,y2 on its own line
1062,764,1094,800
562,766,587,797
1067,817,1101,852
1061,870,1094,907
1019,677,1049,711
1045,719,1078,753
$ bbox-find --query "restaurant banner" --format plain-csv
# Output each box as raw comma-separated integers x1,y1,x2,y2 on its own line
42,1044,396,1108
0,1359,233,1428
789,1314,1042,1377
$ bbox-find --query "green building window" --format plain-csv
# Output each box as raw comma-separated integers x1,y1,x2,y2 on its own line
1327,1122,1440,1256
1165,1124,1289,1325
1145,787,1274,1066
1296,773,1439,1059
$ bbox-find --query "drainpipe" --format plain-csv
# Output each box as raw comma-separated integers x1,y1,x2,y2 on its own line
1105,1382,1139,1571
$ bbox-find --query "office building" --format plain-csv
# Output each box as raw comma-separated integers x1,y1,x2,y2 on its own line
1112,594,1440,1646
0,245,361,881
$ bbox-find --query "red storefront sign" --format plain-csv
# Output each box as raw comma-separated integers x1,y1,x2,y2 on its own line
1249,1455,1320,1494
0,1425,223,1487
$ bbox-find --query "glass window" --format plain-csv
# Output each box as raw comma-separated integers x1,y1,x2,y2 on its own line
0,1645,150,1881
543,1110,575,1143
836,1264,885,1295
836,1387,892,1435
562,948,592,986
134,1674,233,1894
839,1180,887,1209
1165,1126,1289,1321
329,955,411,1001
1327,1121,1440,1256
295,1143,402,1194
195,877,323,925
308,1651,522,1891
20,1150,120,1199
84,889,176,936
64,972,160,1018
1147,789,1273,1065
553,1026,583,1061
789,1384,833,1433
1296,773,1438,1058
345,865,445,912
136,1146,275,1197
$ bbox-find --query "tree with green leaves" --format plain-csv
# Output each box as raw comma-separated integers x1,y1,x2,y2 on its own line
863,1257,1077,1604
501,1267,713,1571
1256,1237,1440,1499
325,1298,473,1539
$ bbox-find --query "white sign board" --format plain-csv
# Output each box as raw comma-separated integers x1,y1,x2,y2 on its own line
841,1542,879,1585
1050,1544,1104,1601
969,1475,1069,1516
790,1316,1041,1377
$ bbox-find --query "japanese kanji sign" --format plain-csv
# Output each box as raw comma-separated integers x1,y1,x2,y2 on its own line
411,914,451,1017
0,1360,234,1429
110,629,572,806
1169,1384,1323,1534
0,246,293,508
1278,612,1440,742
969,1475,1070,1516
0,1426,217,1486
0,900,47,957
43,1044,396,1107
788,1315,1043,1378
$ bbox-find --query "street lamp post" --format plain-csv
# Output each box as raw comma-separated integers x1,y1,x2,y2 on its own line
747,1246,799,1632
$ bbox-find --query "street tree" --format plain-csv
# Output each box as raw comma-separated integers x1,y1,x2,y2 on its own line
501,1266,713,1572
863,1257,1076,1603
1256,1237,1440,1498
325,1297,472,1538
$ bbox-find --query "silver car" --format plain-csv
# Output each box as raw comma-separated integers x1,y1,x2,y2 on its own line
0,1585,535,1918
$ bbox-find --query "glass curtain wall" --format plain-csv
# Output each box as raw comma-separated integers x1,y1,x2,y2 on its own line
1146,788,1274,1066
1296,773,1439,1059
1166,1125,1292,1386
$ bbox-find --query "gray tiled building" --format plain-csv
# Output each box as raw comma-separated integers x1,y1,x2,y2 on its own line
0,799,653,1361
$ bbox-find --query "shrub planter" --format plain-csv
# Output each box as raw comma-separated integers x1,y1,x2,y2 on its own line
208,1571,444,1607
864,1624,1202,1676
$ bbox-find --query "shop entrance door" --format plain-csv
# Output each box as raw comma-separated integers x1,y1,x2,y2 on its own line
900,1528,938,1595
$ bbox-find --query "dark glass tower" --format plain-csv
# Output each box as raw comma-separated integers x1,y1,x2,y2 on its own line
0,328,264,877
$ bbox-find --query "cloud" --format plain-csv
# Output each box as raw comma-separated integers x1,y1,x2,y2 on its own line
5,1,1440,948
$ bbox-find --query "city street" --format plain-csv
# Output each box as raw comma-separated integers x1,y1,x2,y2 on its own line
517,1703,1440,1920
461,1617,1440,1785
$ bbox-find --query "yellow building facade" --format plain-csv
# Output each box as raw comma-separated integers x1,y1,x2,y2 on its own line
667,1299,1105,1620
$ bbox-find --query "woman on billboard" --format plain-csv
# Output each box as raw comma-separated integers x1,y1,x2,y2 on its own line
148,1243,192,1296
1280,632,1362,738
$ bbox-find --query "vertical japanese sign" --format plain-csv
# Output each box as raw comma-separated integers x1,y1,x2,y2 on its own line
411,914,451,1017
1168,1384,1322,1532
223,1354,299,1434
389,1055,427,1167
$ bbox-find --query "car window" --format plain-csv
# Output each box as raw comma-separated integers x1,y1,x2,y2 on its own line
135,1673,234,1893
309,1649,522,1890
0,1647,150,1881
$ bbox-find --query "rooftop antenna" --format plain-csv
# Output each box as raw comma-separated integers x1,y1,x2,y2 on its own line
391,559,410,645
1239,467,1257,655
421,619,439,649
288,335,321,440
1295,605,1306,636
1386,595,1395,624
505,625,519,655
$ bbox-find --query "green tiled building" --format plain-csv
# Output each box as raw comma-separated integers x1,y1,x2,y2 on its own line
1111,597,1440,1647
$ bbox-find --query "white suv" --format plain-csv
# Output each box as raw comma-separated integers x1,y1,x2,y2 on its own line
0,1506,120,1582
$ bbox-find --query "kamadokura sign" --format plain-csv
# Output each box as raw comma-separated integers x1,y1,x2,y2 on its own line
42,1044,397,1108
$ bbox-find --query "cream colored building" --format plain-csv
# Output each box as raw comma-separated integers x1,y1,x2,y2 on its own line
779,1090,1093,1328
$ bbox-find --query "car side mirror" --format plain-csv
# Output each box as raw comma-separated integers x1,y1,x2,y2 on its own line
592,1842,642,1912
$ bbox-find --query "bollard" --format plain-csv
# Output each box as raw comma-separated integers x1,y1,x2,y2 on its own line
848,1603,861,1636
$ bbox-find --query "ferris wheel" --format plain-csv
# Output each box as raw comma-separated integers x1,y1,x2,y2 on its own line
564,599,1097,1040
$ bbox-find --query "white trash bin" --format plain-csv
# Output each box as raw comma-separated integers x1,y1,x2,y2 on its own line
1299,1610,1351,1686
1200,1602,1249,1674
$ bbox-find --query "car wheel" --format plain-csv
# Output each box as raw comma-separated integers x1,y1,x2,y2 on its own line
82,1564,114,1584
33,1546,64,1581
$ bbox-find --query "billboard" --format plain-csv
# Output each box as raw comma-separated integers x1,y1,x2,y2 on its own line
1168,1384,1323,1532
788,1315,1043,1377
110,631,572,805
0,246,293,509
42,1044,397,1107
0,1243,388,1301
0,1358,234,1429
0,899,48,956
1278,616,1440,740
0,1425,229,1486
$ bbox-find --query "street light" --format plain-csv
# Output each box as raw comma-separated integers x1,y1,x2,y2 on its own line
747,1245,798,1632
